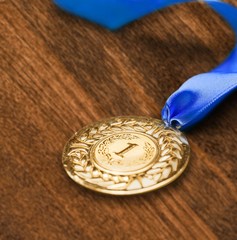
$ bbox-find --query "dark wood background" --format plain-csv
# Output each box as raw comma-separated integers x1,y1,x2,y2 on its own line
1,0,237,239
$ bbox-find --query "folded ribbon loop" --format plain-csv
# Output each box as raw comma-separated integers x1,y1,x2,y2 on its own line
162,71,237,130
162,1,237,130
54,0,237,130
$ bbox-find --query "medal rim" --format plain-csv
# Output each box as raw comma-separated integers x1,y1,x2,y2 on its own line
62,116,190,195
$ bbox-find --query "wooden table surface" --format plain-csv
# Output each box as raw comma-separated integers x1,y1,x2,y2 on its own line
1,0,237,239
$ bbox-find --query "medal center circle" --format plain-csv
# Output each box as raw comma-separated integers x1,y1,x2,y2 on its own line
91,132,159,175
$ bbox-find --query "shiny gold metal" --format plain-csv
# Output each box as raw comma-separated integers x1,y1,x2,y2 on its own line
62,116,190,195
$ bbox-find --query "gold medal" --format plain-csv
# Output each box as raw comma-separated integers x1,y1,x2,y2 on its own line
62,116,190,195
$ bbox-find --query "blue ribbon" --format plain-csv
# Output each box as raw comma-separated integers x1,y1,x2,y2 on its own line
54,0,237,130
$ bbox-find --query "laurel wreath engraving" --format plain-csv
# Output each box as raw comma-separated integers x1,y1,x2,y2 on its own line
63,117,189,193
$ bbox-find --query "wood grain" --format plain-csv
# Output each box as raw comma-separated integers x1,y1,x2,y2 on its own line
1,0,237,239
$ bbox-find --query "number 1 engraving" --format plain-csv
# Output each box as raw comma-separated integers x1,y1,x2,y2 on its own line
115,143,138,158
